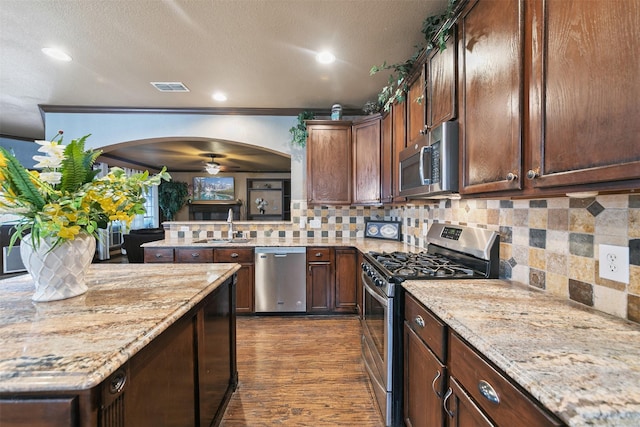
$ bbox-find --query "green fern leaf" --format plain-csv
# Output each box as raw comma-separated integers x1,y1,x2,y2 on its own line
60,134,102,193
0,147,46,210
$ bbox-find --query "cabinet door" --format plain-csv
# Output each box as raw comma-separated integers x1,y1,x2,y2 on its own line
334,248,357,313
528,0,640,190
306,121,352,204
404,323,446,427
458,0,524,195
380,112,394,203
427,32,457,128
0,397,79,427
306,248,333,313
407,66,427,147
445,377,495,427
352,116,382,205
214,248,254,314
391,100,407,203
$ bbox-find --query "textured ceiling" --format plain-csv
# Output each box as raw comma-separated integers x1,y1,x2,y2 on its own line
0,0,447,171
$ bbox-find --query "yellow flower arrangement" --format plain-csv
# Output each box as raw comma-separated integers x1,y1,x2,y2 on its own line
0,131,170,249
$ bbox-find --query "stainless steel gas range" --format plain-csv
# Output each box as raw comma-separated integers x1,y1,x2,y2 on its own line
360,223,500,426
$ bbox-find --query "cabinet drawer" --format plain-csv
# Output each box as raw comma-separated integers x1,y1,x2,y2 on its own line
214,248,254,263
306,247,332,262
404,292,447,362
175,248,214,263
144,248,174,263
449,333,562,427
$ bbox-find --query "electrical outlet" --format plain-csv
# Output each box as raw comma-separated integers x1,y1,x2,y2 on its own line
599,244,629,284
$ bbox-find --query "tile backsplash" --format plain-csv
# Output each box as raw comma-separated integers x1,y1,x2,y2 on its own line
167,194,639,323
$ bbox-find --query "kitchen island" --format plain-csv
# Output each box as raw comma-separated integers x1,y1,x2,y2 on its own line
0,263,239,427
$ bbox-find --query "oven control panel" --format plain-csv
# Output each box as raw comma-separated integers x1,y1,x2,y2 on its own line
440,226,462,240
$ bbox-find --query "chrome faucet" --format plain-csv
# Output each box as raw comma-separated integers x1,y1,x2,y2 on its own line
227,208,234,240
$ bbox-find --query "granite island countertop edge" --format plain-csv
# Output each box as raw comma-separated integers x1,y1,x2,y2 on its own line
0,263,241,393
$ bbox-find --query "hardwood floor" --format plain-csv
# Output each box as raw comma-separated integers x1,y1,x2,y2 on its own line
221,316,384,427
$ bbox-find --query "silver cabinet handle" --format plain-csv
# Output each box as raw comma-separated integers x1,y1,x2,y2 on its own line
478,380,500,404
231,253,239,258
414,315,425,328
506,172,518,181
443,387,454,417
155,253,163,258
526,169,539,180
315,252,323,257
191,252,200,258
431,370,443,398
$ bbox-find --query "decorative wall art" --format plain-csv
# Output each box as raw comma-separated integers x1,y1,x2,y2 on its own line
192,177,235,201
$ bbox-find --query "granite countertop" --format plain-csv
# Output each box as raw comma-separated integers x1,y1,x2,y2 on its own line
0,263,240,393
403,280,640,427
142,236,415,254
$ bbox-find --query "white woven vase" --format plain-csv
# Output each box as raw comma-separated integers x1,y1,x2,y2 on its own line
20,233,96,302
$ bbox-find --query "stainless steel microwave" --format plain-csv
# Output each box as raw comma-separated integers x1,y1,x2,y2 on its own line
399,121,459,198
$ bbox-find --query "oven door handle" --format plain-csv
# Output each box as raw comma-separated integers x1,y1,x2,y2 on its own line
363,280,388,308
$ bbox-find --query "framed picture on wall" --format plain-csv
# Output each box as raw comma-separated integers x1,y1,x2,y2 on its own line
192,177,235,201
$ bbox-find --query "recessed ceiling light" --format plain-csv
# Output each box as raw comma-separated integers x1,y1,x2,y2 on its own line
212,92,227,102
316,51,335,64
41,47,72,62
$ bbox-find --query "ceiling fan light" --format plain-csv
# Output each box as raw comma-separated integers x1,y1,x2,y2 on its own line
205,162,220,175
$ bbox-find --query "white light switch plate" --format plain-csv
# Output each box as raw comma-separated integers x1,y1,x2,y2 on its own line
599,244,629,284
309,219,321,229
422,223,429,236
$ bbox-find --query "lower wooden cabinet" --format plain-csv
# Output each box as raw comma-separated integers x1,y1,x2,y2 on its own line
306,247,334,313
334,248,358,313
143,247,174,263
403,291,563,427
214,248,254,314
404,292,447,427
306,247,359,314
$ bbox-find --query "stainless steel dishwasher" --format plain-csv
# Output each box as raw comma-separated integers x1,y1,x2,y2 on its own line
254,247,306,313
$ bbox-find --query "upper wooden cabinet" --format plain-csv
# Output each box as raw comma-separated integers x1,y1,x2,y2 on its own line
406,64,428,148
527,0,640,191
427,31,457,129
391,100,408,203
380,112,394,204
458,0,524,195
459,0,640,197
306,120,353,205
352,115,382,205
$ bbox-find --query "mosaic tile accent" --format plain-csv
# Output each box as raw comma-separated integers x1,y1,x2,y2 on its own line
167,194,638,324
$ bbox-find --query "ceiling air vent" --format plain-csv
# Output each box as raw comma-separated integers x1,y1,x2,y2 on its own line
150,82,190,92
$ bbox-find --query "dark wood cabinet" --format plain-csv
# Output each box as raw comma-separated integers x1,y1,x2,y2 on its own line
458,0,524,195
214,248,254,314
144,247,174,263
527,0,640,192
427,32,457,129
175,247,214,263
458,0,639,198
445,377,495,427
447,332,562,427
306,247,333,313
306,247,358,314
403,293,447,427
306,120,352,205
407,64,428,148
391,100,407,203
334,248,358,313
352,115,382,205
380,112,394,204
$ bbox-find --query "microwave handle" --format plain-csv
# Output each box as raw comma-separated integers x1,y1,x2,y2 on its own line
419,145,431,185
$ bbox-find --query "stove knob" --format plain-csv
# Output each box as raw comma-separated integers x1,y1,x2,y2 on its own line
375,278,385,287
